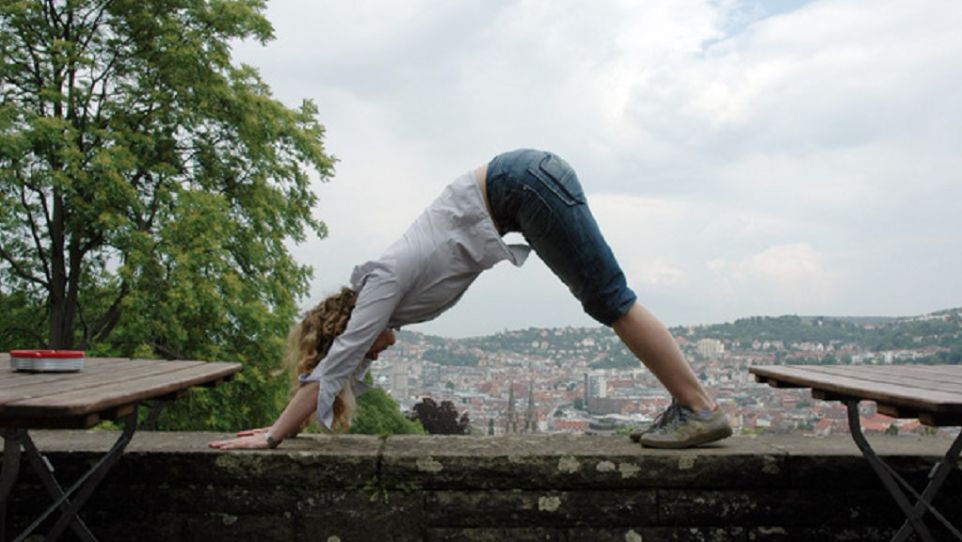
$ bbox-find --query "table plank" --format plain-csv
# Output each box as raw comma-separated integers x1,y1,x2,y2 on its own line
3,363,241,417
879,365,962,385
752,365,962,393
793,365,962,394
750,365,962,418
0,358,137,391
0,359,207,404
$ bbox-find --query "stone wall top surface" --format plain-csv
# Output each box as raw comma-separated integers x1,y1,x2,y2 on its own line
22,430,955,458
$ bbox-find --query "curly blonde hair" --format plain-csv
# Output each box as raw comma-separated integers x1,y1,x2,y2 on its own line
285,287,359,432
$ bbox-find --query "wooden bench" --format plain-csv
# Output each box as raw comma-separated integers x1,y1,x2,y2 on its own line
751,364,962,542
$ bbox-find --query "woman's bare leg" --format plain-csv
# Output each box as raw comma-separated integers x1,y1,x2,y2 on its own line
612,302,714,412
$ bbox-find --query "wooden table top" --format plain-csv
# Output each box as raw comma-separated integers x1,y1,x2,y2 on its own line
0,355,242,429
750,364,962,426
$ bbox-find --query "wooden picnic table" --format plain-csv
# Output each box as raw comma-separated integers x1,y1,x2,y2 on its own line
751,364,962,542
0,354,242,542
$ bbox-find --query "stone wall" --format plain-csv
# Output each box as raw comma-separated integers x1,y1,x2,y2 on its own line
4,432,961,541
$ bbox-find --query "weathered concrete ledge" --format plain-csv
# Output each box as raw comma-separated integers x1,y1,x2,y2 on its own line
5,432,962,541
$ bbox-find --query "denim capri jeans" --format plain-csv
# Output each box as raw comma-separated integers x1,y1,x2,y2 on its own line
485,149,637,325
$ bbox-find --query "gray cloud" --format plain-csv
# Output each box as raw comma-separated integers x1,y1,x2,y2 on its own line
235,0,962,336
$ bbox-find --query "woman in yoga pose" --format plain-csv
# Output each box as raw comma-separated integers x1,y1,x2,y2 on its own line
209,149,731,450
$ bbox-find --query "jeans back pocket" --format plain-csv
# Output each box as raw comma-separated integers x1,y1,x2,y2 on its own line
527,153,586,206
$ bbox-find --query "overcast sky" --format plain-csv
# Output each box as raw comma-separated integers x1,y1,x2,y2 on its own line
232,0,962,338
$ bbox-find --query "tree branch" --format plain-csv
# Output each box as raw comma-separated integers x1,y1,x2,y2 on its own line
0,325,47,347
76,0,112,50
80,32,135,129
18,180,52,284
44,0,66,31
78,232,103,256
0,244,49,289
12,27,48,104
150,340,186,361
91,279,129,344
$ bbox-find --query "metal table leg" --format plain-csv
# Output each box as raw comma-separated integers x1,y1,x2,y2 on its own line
891,429,962,542
1,411,138,542
1,430,24,542
844,400,962,542
42,411,137,541
17,431,98,542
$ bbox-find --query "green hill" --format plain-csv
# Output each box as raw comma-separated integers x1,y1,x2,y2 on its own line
395,308,962,368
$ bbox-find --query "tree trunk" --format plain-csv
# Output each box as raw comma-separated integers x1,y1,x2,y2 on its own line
47,18,75,350
48,188,71,349
64,236,82,348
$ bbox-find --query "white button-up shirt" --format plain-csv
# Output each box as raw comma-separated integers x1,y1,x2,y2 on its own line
300,170,530,429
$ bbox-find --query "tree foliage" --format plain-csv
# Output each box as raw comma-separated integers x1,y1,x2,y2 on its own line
350,387,425,436
409,397,470,435
0,0,334,430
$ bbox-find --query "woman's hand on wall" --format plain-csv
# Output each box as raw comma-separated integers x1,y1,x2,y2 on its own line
208,433,272,449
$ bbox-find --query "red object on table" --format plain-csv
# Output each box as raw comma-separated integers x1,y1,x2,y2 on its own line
9,350,85,372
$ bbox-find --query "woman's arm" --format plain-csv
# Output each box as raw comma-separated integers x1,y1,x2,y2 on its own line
211,269,402,448
235,410,316,437
301,269,401,430
208,382,319,449
271,381,321,439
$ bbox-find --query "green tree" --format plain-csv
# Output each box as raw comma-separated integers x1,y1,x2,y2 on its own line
0,289,45,350
0,0,334,430
350,387,425,436
410,397,470,435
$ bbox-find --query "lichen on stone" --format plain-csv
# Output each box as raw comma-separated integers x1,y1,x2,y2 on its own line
416,456,444,473
557,456,581,473
538,495,562,512
596,460,616,473
214,453,265,475
291,450,324,464
761,456,780,475
618,462,641,479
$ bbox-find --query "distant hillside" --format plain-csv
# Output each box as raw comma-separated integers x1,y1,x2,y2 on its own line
673,309,961,350
393,308,962,369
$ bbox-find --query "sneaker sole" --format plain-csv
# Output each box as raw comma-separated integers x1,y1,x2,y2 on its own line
639,425,733,449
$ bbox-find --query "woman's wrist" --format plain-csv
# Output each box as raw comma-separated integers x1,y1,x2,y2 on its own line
264,429,282,449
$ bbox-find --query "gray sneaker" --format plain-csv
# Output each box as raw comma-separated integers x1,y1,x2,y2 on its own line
629,399,681,443
632,401,732,449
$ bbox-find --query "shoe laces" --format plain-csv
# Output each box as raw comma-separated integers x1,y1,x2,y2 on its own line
644,399,689,434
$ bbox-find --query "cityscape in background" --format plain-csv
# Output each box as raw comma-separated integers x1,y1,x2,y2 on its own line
371,308,962,438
